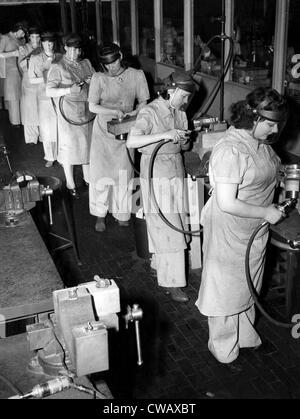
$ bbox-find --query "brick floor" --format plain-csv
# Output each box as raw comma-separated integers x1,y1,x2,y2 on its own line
1,109,300,399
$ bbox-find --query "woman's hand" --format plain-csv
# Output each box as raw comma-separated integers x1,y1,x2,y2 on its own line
124,110,137,118
114,109,125,119
264,204,285,224
69,84,82,94
164,129,186,143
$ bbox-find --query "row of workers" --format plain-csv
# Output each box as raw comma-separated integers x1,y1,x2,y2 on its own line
0,23,288,366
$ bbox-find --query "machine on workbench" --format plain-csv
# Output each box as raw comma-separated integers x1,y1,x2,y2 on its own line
7,277,143,399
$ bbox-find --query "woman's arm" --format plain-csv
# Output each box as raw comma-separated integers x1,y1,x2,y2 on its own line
126,128,186,149
46,84,78,98
88,102,124,118
0,50,19,58
215,182,284,224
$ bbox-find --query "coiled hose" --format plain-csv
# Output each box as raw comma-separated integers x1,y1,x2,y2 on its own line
245,221,293,328
58,95,96,126
148,139,202,236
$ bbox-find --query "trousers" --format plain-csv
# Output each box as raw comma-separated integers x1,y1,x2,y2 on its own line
207,305,262,363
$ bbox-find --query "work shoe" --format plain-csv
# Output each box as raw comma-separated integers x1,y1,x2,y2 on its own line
95,217,106,232
45,161,54,168
165,287,189,303
118,220,129,227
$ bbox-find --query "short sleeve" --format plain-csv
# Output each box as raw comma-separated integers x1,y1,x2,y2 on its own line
129,107,153,136
135,70,150,103
88,73,103,104
211,144,247,184
46,63,62,88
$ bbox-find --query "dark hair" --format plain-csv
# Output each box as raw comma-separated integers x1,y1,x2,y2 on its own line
11,23,26,34
28,27,41,36
153,71,195,99
65,33,82,48
98,43,121,64
230,87,287,129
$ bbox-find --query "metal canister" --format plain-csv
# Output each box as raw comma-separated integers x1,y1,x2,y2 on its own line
284,164,300,199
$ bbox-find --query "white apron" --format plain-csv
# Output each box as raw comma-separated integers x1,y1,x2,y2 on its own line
47,57,95,165
28,52,62,143
196,128,281,316
19,44,40,126
88,68,150,185
0,33,22,101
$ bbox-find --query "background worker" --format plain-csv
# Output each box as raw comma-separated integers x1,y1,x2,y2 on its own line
88,43,149,232
126,71,195,303
28,31,62,167
18,27,41,144
46,34,95,198
195,87,287,364
0,23,26,126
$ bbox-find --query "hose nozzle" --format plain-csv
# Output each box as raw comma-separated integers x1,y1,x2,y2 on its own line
277,198,297,214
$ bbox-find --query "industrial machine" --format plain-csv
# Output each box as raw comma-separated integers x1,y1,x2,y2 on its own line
14,277,143,398
0,171,53,228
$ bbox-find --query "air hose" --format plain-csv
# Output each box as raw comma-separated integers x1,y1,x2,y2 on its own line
126,146,140,176
192,35,234,120
148,139,202,236
58,95,95,126
245,199,297,328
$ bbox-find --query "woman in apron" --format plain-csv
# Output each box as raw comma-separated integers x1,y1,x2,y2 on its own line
88,43,149,231
195,87,287,364
46,34,95,198
18,27,41,144
28,32,62,167
0,23,26,126
127,71,195,303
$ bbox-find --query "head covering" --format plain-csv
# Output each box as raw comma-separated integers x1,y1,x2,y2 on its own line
28,27,41,36
11,23,26,33
98,43,121,64
41,31,56,42
157,70,195,94
65,34,82,48
166,71,195,93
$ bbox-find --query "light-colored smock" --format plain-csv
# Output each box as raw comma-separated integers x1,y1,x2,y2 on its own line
88,68,150,185
19,44,40,129
0,33,22,101
0,33,23,124
196,127,280,317
28,52,62,143
47,57,95,164
130,96,189,287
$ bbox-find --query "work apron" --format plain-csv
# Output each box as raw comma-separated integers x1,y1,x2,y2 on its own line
196,129,280,316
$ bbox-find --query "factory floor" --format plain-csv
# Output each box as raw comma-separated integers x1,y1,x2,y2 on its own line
1,108,300,400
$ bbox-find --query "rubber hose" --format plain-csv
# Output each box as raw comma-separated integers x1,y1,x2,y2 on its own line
59,96,96,126
126,146,140,176
148,139,202,236
245,221,293,328
192,35,234,120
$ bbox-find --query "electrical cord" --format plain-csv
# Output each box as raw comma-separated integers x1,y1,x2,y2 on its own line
148,139,202,236
69,382,107,399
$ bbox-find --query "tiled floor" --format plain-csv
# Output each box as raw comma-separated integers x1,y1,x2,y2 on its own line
1,109,300,399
